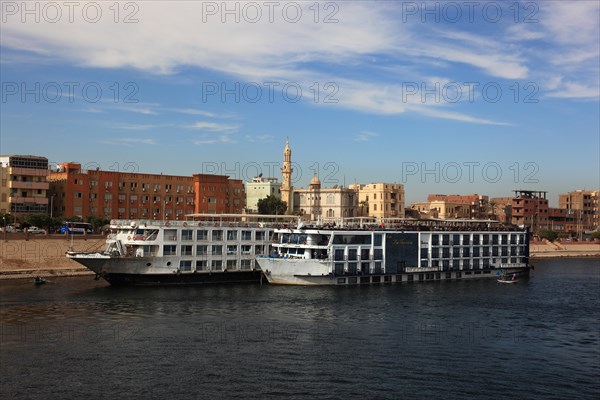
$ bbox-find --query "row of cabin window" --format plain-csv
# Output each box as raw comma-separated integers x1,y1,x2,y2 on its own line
167,230,268,241
164,245,266,256
426,246,525,258
179,259,254,271
425,258,525,269
430,234,525,245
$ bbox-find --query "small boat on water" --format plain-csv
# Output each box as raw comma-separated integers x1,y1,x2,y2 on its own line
497,273,518,284
34,276,46,285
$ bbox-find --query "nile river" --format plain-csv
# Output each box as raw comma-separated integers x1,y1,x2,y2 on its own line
1,258,598,399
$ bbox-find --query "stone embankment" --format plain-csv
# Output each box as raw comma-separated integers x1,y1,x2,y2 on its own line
0,234,105,280
529,241,600,259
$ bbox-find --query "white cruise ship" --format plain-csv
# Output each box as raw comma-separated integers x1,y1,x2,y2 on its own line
257,219,532,285
67,214,295,286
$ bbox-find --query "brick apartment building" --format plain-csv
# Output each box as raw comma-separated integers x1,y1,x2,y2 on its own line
48,163,245,220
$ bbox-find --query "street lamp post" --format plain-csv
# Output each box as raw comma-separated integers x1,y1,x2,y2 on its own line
2,216,6,242
50,193,56,219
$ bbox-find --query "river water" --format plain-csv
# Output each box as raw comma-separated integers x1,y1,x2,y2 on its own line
1,258,598,399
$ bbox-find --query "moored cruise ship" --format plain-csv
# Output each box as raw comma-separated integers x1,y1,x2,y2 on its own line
257,219,532,285
67,214,295,286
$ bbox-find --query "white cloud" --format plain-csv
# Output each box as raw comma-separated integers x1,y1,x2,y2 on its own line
355,131,379,142
193,135,236,145
100,137,156,146
189,121,240,132
112,123,161,131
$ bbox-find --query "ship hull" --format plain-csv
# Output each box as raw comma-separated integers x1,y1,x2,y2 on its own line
257,257,531,286
69,253,263,286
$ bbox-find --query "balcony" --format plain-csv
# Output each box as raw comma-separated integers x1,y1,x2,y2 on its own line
8,196,49,205
8,181,49,190
8,167,48,176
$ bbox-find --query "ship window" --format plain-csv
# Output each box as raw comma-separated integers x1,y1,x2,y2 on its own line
492,247,499,256
473,247,480,257
453,259,460,269
374,234,382,246
196,245,208,255
333,235,371,245
256,231,266,241
453,247,460,257
197,230,208,240
179,260,192,271
348,249,357,260
227,245,238,255
334,263,344,275
374,262,382,274
501,247,508,256
163,245,176,255
483,247,490,257
181,245,193,256
348,263,357,275
407,274,414,282
182,230,193,241
212,245,223,255
212,230,223,241
442,235,450,245
242,245,252,254
241,260,252,269
361,262,371,274
211,260,222,270
242,231,252,240
463,235,470,245
196,260,207,271
361,249,370,259
227,230,238,241
334,249,345,261
432,235,440,245
473,234,480,245
227,260,237,269
463,247,470,257
473,259,480,269
374,249,383,260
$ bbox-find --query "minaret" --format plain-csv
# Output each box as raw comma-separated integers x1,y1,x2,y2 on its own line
281,139,293,214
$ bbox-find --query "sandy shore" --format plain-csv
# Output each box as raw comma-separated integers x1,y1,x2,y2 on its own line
1,236,598,280
0,235,105,280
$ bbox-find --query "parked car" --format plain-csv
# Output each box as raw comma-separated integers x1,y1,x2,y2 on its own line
27,226,46,234
5,225,22,232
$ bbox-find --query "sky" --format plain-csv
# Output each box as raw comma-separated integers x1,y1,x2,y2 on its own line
1,0,599,205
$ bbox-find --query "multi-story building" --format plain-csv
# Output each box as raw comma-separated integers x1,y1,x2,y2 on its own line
558,190,599,232
245,176,281,212
410,200,471,219
293,175,357,221
511,190,549,230
490,197,513,224
48,163,245,220
348,183,405,219
0,155,49,215
410,194,489,220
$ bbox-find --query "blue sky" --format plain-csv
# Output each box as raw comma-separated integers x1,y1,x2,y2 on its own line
1,0,599,205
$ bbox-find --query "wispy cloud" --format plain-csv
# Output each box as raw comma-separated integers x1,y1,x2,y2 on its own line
246,134,275,143
112,123,161,131
169,108,218,117
99,138,156,146
354,131,379,142
193,135,236,145
189,121,240,132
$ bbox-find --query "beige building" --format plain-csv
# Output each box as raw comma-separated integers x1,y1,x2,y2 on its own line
348,183,405,219
293,175,357,221
0,155,49,216
411,200,471,219
558,190,599,232
245,176,281,212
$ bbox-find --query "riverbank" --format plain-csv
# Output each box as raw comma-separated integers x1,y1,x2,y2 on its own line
0,235,105,280
529,241,600,259
0,237,598,280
